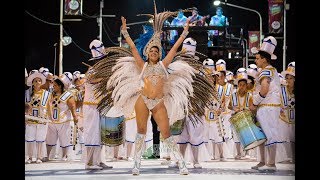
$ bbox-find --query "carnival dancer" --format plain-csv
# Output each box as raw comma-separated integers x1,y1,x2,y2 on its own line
25,70,52,163
89,1,216,175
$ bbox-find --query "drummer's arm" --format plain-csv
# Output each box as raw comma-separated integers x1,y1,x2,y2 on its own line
46,95,53,121
249,94,257,112
67,96,78,124
25,103,32,115
252,77,270,108
229,100,238,114
228,100,232,110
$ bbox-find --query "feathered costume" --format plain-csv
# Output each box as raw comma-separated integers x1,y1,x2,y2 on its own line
89,1,218,128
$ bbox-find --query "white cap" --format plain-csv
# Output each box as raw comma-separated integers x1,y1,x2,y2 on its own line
281,61,295,77
247,64,258,79
182,37,197,56
89,39,106,61
56,72,73,88
26,70,46,86
255,36,278,60
39,67,50,77
215,59,226,72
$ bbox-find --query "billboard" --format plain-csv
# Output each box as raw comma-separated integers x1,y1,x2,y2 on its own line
268,0,284,34
64,0,82,15
248,31,260,56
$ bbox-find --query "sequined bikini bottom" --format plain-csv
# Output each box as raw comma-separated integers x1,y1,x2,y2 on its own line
141,94,163,110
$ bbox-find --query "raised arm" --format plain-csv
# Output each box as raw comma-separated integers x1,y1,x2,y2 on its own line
162,18,190,68
121,16,145,70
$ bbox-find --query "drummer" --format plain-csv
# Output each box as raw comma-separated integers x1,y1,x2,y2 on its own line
246,64,259,93
25,70,52,164
73,72,86,155
215,59,234,161
174,68,214,168
226,71,236,90
82,40,113,170
279,62,295,162
249,36,285,171
229,68,253,159
45,73,78,162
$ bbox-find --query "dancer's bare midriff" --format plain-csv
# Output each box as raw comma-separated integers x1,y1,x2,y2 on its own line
141,75,164,99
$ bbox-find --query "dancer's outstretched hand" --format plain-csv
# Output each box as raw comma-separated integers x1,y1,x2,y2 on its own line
121,16,127,30
184,18,190,31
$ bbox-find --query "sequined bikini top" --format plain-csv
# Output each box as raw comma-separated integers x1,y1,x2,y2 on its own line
141,61,168,79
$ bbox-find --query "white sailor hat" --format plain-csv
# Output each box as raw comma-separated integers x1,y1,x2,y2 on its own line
226,71,234,81
39,67,50,77
247,64,258,79
182,37,197,56
26,70,46,86
215,59,226,72
89,39,106,61
252,36,277,60
234,68,249,85
281,61,295,77
55,72,73,88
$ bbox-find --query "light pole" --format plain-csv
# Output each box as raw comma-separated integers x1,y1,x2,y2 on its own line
59,0,115,75
214,0,263,46
98,0,116,42
59,0,63,75
283,0,288,71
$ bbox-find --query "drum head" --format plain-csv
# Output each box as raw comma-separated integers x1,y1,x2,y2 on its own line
244,139,267,150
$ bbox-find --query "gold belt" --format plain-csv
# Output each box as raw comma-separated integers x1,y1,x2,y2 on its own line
125,117,135,121
50,120,72,124
26,120,41,124
258,103,281,107
83,101,98,105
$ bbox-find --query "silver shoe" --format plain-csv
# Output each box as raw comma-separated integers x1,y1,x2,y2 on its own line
132,133,146,175
164,136,189,175
132,161,140,175
178,161,189,175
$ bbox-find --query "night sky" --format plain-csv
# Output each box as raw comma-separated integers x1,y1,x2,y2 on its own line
24,0,295,74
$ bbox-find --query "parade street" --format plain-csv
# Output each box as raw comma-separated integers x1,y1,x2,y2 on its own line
26,158,294,180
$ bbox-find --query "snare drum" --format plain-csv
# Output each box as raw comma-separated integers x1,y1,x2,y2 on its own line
229,110,266,150
100,115,125,146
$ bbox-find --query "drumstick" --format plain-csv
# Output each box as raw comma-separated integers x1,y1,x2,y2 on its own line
25,115,52,123
72,123,78,150
82,62,92,67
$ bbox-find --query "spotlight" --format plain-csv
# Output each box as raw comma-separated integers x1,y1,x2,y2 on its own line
213,0,221,6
